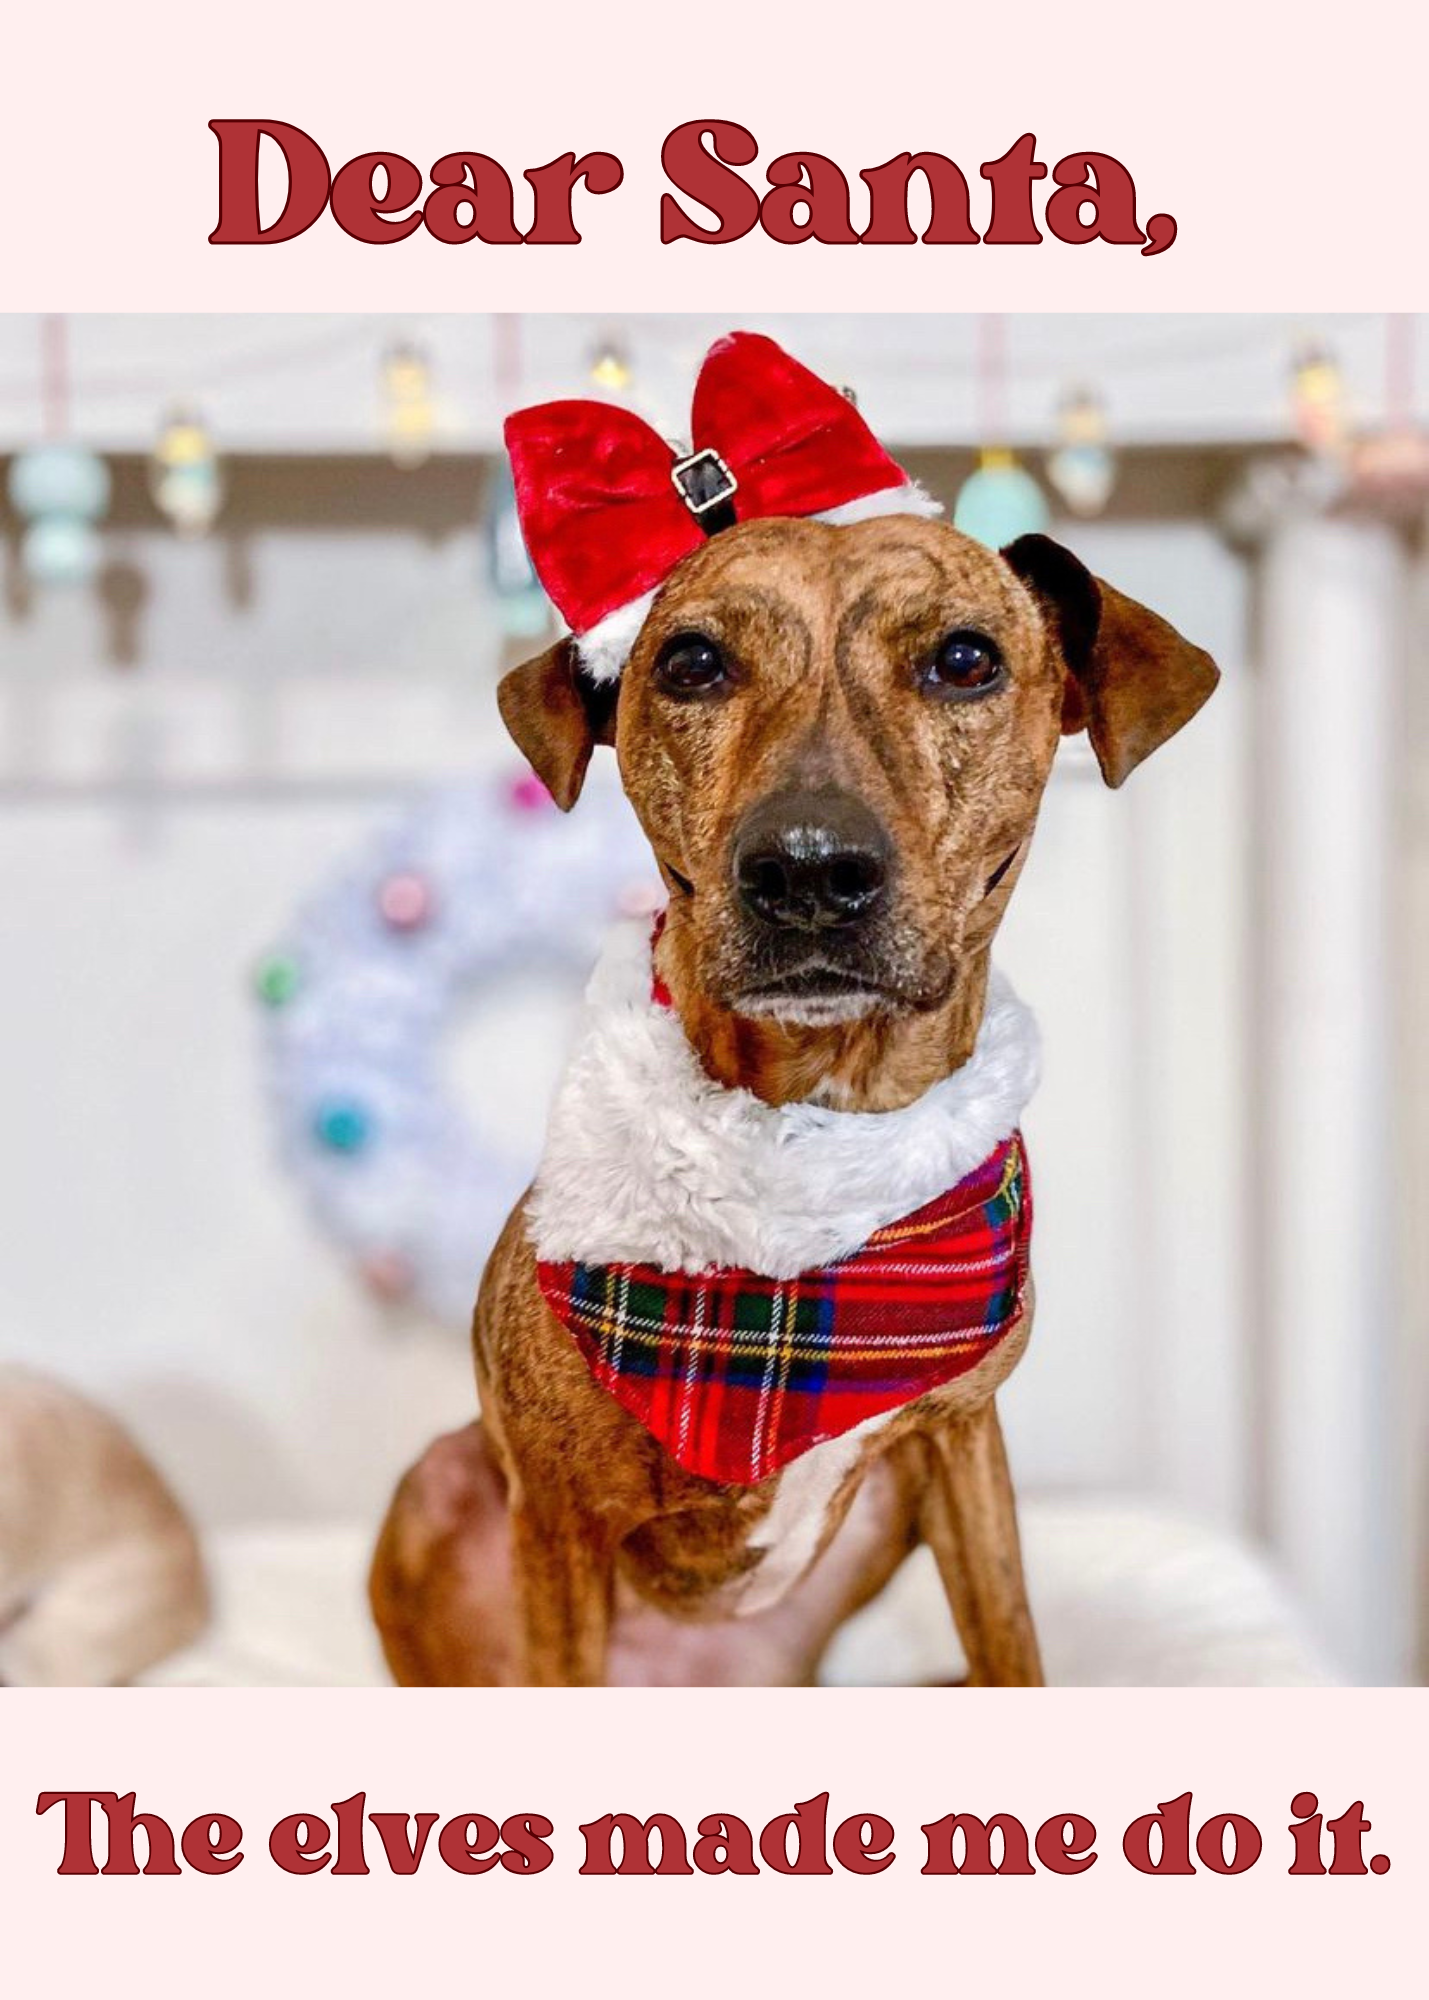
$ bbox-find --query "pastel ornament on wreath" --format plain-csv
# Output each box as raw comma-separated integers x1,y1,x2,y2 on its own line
370,331,1221,1689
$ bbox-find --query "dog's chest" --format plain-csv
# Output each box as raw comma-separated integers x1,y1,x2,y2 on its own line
619,1409,901,1620
731,1412,900,1614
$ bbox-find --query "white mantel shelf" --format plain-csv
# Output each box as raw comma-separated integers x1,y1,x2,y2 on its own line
0,314,1421,457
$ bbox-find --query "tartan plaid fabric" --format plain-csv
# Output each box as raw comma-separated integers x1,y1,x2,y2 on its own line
537,1131,1031,1487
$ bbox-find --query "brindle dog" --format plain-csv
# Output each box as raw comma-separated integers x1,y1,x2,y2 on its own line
370,515,1217,1687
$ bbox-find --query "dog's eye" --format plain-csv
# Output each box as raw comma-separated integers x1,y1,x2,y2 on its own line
922,630,1005,700
652,631,729,697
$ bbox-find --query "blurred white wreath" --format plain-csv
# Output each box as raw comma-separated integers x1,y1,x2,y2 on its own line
256,770,657,1327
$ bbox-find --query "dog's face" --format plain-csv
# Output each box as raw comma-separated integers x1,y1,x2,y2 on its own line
614,517,1061,1024
501,516,1217,1026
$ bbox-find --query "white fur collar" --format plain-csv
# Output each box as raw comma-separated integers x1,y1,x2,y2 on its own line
528,919,1039,1279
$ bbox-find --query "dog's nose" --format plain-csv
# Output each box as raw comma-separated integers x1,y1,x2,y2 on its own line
734,790,891,932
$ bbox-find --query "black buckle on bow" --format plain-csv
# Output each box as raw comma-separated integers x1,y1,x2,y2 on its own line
671,448,738,537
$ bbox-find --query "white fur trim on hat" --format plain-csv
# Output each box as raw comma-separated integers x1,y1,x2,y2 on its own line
571,482,944,684
817,479,943,528
527,917,1039,1279
573,590,658,684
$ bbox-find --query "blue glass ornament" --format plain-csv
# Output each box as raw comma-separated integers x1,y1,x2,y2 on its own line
9,441,111,585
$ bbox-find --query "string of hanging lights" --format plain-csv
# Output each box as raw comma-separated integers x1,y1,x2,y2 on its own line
3,316,1420,606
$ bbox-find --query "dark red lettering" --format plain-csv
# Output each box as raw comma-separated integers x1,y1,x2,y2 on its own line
1123,1793,1196,1876
692,1814,759,1875
1196,1812,1262,1876
832,1813,896,1875
761,153,858,244
579,1812,691,1876
921,1812,1035,1876
1045,152,1145,249
209,119,330,244
1034,1813,1098,1875
660,120,760,244
524,151,623,245
759,1793,833,1876
980,132,1046,244
180,1813,244,1875
269,1812,332,1875
329,151,424,244
438,1815,502,1874
860,152,979,244
498,1814,554,1874
424,153,522,244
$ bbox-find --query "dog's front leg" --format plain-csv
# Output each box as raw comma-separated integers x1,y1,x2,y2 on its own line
920,1400,1043,1687
509,1494,615,1687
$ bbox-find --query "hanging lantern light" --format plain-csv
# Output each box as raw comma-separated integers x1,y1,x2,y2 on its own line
8,440,111,586
588,335,633,394
954,315,1049,549
1046,388,1117,517
954,448,1050,548
8,317,111,586
1290,344,1349,459
150,406,224,538
383,343,435,469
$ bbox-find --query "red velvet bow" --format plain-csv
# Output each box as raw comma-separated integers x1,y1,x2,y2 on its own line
503,331,910,639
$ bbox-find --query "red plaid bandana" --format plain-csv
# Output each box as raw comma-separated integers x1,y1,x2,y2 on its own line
537,1131,1031,1487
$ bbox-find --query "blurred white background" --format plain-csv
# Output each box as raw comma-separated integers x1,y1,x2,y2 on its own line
0,314,1424,1684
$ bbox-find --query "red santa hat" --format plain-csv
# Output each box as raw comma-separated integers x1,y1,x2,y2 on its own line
503,331,940,682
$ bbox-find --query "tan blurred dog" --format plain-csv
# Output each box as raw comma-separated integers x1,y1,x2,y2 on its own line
0,1367,207,1685
372,517,1217,1687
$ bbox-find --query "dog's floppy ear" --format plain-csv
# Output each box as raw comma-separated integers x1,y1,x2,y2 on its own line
1002,534,1219,788
496,637,617,811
